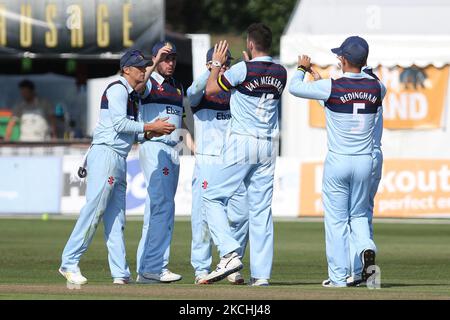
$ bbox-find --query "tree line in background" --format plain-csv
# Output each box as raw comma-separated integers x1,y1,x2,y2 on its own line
166,0,298,56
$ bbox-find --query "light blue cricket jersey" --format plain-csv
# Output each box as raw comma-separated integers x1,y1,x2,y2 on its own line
218,56,287,138
289,71,386,155
373,103,383,149
92,76,144,158
187,70,231,156
139,72,184,146
362,66,384,149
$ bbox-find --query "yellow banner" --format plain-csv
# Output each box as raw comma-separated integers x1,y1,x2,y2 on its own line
300,159,450,218
308,66,449,129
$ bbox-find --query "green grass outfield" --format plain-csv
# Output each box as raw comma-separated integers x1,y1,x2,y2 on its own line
0,217,449,300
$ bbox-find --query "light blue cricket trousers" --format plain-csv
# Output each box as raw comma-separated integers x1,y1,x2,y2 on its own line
202,133,275,280
350,147,383,277
137,141,180,274
61,144,131,279
322,151,377,286
191,153,249,276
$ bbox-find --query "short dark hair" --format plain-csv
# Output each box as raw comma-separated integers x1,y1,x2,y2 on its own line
18,79,35,91
247,23,272,53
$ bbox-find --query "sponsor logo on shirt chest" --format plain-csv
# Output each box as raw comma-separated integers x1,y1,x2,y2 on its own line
166,106,181,116
216,112,231,120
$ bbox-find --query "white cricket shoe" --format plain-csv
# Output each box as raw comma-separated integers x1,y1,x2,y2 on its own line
59,267,87,285
194,273,209,285
160,270,182,283
136,270,182,283
321,279,347,288
249,278,269,287
136,273,159,284
227,272,245,285
113,277,133,285
198,252,243,284
346,275,363,287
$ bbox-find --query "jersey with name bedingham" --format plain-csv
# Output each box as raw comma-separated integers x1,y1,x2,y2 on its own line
218,58,287,138
139,75,184,145
325,77,382,155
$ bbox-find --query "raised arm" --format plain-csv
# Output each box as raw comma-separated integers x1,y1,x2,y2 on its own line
289,55,332,101
363,66,387,100
187,70,210,107
135,45,173,97
206,41,229,96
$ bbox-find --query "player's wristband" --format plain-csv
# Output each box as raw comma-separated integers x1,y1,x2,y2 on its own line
297,65,309,73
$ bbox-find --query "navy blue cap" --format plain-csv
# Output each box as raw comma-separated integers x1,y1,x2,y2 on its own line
152,41,177,57
206,47,234,65
120,49,152,69
331,36,369,65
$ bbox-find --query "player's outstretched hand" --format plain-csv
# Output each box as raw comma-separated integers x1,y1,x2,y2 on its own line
144,117,176,136
298,55,312,71
212,40,229,66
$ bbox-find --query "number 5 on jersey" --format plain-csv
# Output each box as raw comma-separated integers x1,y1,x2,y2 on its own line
351,102,365,133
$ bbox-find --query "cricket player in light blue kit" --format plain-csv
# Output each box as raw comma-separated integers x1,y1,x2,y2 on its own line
136,41,185,283
59,50,175,285
348,66,385,286
187,47,249,285
199,23,287,286
289,36,386,287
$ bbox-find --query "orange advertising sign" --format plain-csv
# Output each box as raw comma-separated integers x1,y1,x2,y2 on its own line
308,66,449,129
300,159,450,218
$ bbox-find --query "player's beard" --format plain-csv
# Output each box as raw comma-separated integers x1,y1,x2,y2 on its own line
157,65,174,78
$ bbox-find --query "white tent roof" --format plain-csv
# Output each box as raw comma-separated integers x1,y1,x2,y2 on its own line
281,0,450,67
